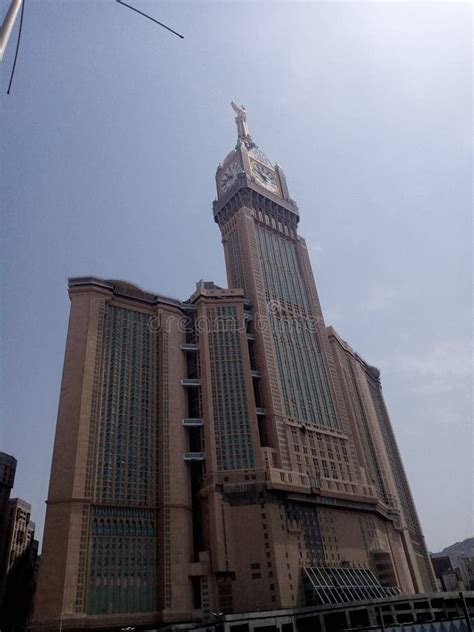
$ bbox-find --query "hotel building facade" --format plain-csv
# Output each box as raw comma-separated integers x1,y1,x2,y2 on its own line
33,105,436,630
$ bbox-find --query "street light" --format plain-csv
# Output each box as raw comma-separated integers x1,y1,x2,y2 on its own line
0,0,22,61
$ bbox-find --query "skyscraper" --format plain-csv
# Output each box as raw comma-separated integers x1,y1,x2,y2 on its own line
33,105,436,630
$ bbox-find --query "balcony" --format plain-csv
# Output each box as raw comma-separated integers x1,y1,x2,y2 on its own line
251,370,261,378
183,452,205,461
181,343,198,352
256,407,267,416
182,418,203,427
246,333,256,341
181,378,201,387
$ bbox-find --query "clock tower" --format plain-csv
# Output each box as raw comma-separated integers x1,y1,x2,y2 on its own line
216,101,291,200
213,102,346,472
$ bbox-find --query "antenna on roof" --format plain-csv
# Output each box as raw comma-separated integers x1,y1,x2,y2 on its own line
116,0,184,39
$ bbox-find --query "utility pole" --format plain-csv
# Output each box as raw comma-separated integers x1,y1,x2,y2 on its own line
0,0,22,61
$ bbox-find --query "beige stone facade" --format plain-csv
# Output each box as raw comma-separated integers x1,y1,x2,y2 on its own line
32,108,436,631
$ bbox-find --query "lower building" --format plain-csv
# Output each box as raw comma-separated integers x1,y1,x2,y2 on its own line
0,498,39,630
0,452,17,601
431,555,472,593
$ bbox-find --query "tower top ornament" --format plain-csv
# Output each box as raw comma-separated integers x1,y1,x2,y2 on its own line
231,100,251,141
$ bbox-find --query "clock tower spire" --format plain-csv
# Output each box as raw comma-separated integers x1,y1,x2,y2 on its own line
231,100,252,144
215,102,292,203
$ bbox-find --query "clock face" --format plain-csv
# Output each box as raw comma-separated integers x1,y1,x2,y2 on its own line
249,147,273,169
251,160,280,194
220,162,241,193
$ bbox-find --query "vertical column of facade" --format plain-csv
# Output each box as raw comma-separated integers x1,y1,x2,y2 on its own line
179,302,217,618
249,205,345,486
256,216,336,427
327,329,374,488
157,307,194,619
365,371,437,592
351,359,400,509
326,330,406,588
296,240,361,466
326,326,434,594
192,289,271,615
245,207,292,469
34,285,110,623
221,204,290,468
328,330,390,501
86,301,159,616
200,295,262,474
197,307,229,608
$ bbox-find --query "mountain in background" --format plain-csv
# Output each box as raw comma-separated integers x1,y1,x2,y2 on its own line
433,538,474,561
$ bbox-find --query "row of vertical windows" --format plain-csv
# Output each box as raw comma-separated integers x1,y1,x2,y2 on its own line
256,223,309,309
345,361,387,502
88,306,158,614
95,306,157,505
87,533,156,614
228,230,245,290
255,224,337,429
209,306,255,470
367,380,418,532
271,315,337,428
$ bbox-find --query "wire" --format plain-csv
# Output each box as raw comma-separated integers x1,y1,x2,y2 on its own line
116,0,183,39
6,0,26,94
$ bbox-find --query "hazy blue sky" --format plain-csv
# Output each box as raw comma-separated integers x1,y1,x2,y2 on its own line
1,0,472,552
